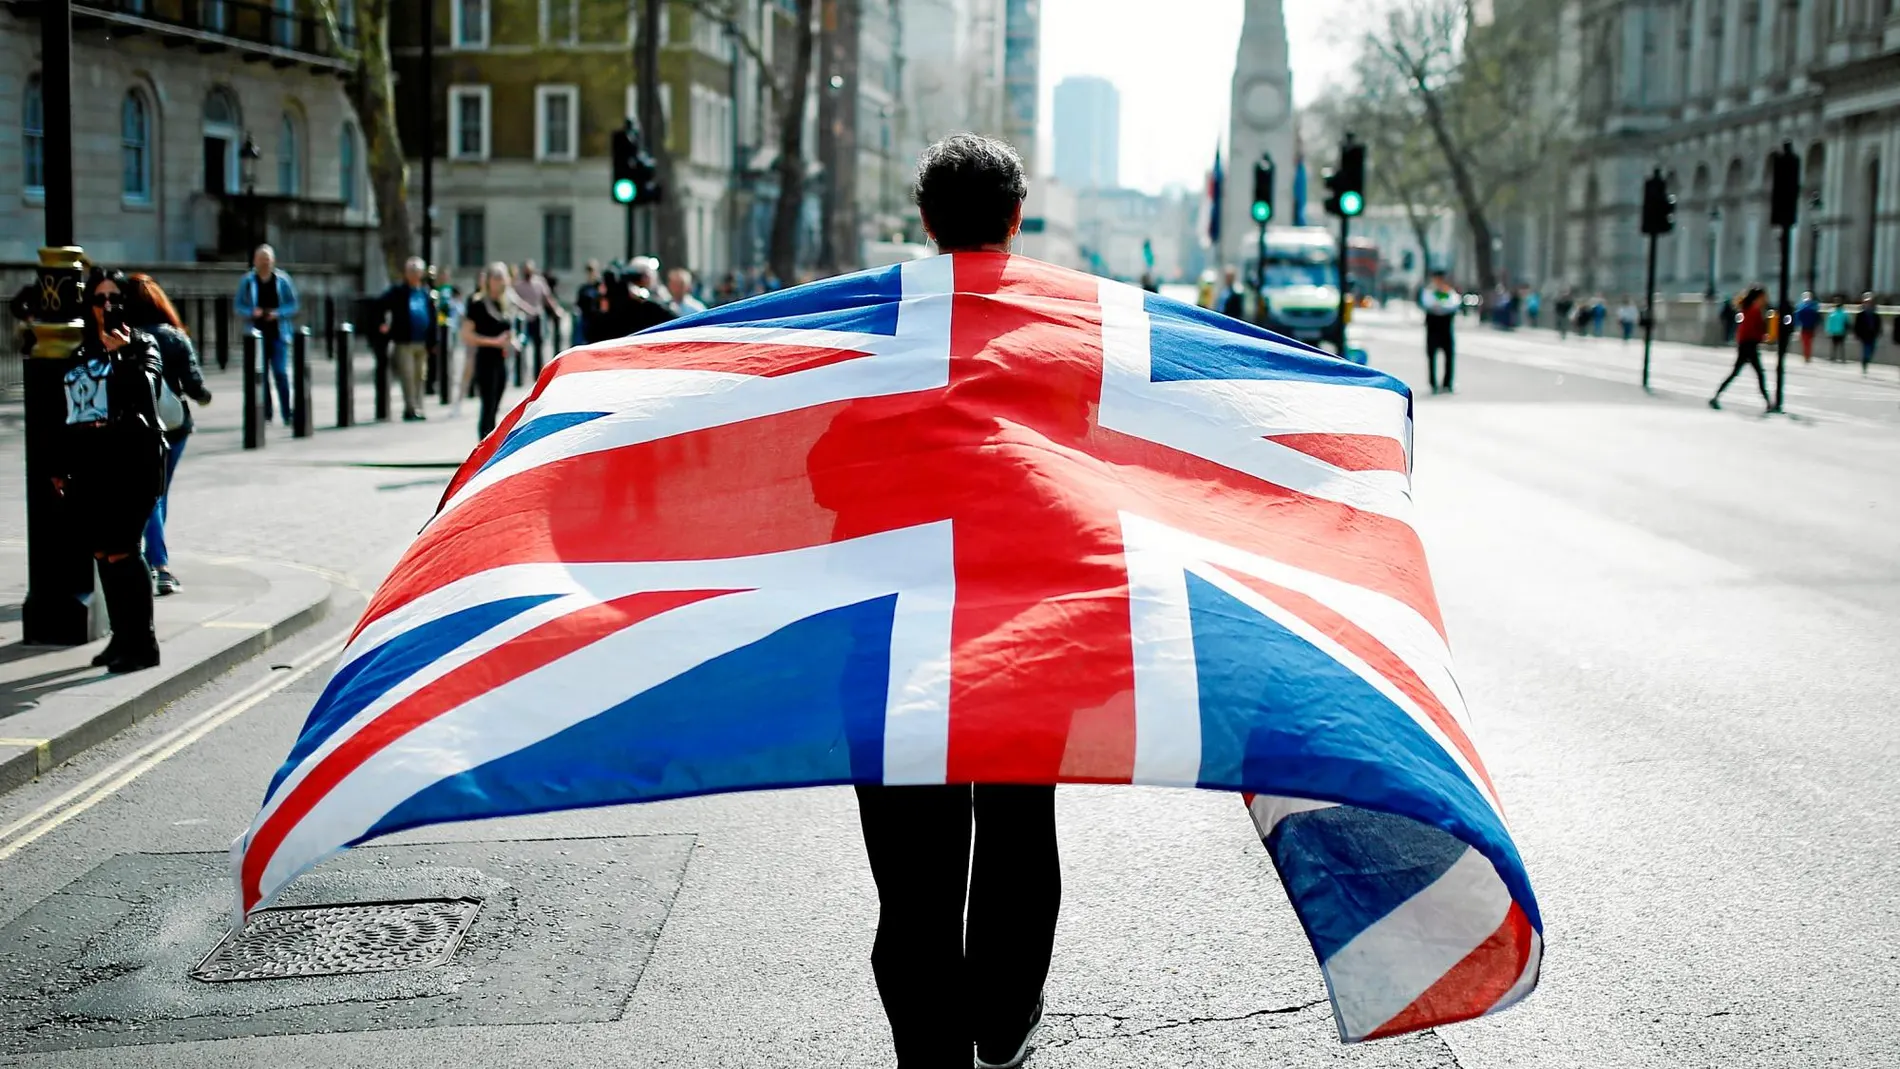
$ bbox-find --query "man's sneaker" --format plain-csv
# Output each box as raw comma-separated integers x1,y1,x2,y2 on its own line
975,994,1043,1069
154,569,179,596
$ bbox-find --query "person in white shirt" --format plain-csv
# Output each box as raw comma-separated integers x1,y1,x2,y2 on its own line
1419,270,1463,394
666,268,707,316
1616,297,1640,342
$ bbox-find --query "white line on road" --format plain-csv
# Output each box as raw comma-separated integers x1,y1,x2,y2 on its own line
0,633,347,864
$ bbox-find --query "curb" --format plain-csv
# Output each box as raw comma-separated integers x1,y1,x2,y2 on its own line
0,560,335,796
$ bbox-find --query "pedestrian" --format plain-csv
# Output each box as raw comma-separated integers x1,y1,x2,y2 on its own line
665,267,708,316
461,262,519,440
1526,289,1541,329
373,257,436,421
1420,269,1461,395
121,273,212,598
59,270,166,673
573,261,603,344
619,259,678,334
855,133,1057,1069
1590,295,1607,337
1554,290,1575,340
435,267,468,418
1825,297,1849,362
1216,266,1245,320
512,259,560,358
1711,286,1772,411
233,244,299,424
1616,296,1638,341
1719,295,1736,343
713,272,741,307
1794,290,1821,362
1853,291,1881,373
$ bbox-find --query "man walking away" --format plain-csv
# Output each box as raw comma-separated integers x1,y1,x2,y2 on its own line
374,257,435,421
1554,290,1575,339
513,260,558,354
1825,298,1849,361
1419,269,1461,395
1711,286,1772,410
619,259,677,335
1616,296,1638,342
1794,291,1821,362
1216,266,1245,320
1526,289,1541,329
574,261,603,345
1853,292,1881,373
233,244,299,423
857,133,1059,1069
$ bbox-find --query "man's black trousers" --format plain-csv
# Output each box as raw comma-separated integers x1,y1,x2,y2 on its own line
1425,316,1456,391
855,783,1060,1068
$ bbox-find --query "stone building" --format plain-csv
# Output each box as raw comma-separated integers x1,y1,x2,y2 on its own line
1,0,373,275
1514,0,1900,302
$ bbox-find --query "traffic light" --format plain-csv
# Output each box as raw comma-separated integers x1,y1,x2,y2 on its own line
1770,142,1801,228
610,121,662,206
1323,136,1365,218
1251,156,1275,224
1640,168,1676,235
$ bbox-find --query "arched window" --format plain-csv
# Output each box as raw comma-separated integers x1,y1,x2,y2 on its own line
203,87,240,195
278,111,301,195
122,90,152,202
340,121,359,208
23,73,44,195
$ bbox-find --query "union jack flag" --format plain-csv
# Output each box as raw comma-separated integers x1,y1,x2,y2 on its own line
233,254,1541,1043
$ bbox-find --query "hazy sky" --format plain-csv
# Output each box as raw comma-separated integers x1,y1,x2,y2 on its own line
1036,0,1354,194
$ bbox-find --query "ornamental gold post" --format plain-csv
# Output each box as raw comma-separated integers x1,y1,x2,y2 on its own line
21,0,106,645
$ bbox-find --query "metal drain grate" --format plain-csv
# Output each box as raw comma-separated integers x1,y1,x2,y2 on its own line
192,898,482,982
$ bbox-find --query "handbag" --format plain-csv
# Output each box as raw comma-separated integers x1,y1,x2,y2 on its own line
155,377,186,432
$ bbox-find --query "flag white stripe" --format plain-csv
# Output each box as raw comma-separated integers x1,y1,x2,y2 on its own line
1123,516,1204,787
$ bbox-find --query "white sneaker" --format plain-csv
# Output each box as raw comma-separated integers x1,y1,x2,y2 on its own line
974,995,1043,1069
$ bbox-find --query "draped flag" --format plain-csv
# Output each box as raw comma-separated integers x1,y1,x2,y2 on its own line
233,253,1541,1043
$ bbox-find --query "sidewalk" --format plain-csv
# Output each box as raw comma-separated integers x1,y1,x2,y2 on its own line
1,339,511,795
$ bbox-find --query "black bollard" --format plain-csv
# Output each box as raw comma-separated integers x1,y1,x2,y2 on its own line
292,327,313,437
323,296,336,360
336,321,355,427
215,295,230,370
373,334,392,421
437,318,451,405
242,329,264,449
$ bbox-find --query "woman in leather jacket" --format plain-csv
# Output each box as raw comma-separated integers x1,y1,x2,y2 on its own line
122,273,212,596
56,270,168,672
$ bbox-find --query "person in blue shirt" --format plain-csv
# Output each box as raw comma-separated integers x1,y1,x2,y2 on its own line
1793,291,1822,362
374,257,437,420
233,244,300,424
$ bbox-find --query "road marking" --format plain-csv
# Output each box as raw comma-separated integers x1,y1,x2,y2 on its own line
0,633,346,863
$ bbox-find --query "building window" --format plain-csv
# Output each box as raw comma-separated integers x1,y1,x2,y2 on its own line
278,111,301,195
456,209,486,268
24,73,44,196
122,90,152,202
448,85,490,160
543,209,574,270
202,87,241,195
203,0,226,33
272,0,296,47
453,0,488,48
542,0,576,43
340,120,359,208
535,85,578,161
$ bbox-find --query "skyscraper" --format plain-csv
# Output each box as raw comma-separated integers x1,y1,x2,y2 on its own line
1053,75,1119,189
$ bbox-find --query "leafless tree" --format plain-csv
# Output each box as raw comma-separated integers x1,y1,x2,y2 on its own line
309,0,411,280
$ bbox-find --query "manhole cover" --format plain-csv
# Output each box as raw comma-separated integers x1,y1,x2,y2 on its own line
191,898,482,982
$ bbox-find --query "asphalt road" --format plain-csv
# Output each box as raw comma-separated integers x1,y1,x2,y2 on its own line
1,318,1895,1067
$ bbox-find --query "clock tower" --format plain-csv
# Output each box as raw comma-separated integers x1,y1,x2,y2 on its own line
1222,0,1297,272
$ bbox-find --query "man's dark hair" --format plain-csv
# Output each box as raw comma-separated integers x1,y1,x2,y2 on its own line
913,134,1028,251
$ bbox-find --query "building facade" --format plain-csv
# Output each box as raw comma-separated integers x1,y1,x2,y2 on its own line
2,0,372,273
1518,0,1900,301
1052,75,1118,189
1075,185,1197,282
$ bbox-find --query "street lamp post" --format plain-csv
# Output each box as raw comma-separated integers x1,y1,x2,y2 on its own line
1705,206,1721,301
1807,190,1822,295
22,0,106,645
420,0,434,267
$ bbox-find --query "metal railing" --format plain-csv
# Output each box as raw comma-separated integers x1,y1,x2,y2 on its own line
73,0,356,57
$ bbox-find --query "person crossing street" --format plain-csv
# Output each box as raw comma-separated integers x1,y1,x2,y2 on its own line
1711,286,1772,411
1419,269,1462,394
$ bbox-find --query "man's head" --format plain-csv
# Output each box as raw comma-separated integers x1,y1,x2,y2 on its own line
403,256,425,286
586,259,601,281
1221,266,1237,285
666,267,692,300
913,134,1028,252
1863,291,1876,306
520,260,538,280
253,244,276,276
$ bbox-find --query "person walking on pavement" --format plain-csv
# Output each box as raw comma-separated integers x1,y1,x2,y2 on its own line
665,267,708,316
619,259,678,335
1554,290,1575,339
1825,297,1850,361
1616,296,1639,341
1420,270,1461,395
1590,294,1608,337
373,257,436,421
573,261,603,344
233,244,299,424
1853,292,1881,373
461,262,520,440
512,260,561,359
1711,286,1772,410
59,270,167,673
121,273,211,597
855,134,1058,1069
1216,266,1245,320
1794,291,1821,362
1526,289,1541,329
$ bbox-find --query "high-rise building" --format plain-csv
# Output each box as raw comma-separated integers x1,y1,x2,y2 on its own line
1052,76,1119,190
1002,0,1040,173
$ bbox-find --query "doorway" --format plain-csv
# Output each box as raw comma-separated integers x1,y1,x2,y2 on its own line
203,136,230,195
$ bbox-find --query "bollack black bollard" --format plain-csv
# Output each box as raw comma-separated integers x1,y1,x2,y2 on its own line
292,327,313,438
323,296,336,360
437,319,451,405
336,322,355,427
242,329,264,449
372,334,392,421
215,296,231,371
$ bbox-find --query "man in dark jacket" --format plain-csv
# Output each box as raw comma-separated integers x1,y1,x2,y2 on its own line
615,258,677,336
374,257,436,420
1852,292,1882,373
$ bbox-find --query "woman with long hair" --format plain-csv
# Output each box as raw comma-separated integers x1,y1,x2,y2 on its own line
120,273,212,595
460,261,521,439
1711,286,1773,411
58,270,168,672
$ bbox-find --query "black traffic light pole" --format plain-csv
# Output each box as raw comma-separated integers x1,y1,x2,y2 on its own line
1337,213,1351,359
1639,166,1677,392
1769,142,1800,414
1642,231,1658,391
1252,154,1274,316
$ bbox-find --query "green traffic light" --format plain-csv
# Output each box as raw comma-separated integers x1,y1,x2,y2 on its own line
613,178,637,204
1251,201,1271,223
1339,190,1363,216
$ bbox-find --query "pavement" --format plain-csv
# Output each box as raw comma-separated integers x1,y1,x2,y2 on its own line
0,312,1895,1067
